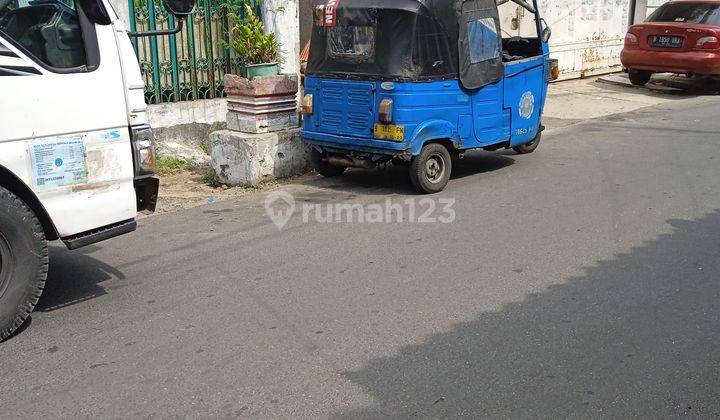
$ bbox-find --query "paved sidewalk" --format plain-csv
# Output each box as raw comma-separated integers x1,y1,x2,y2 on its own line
543,76,684,130
598,72,720,94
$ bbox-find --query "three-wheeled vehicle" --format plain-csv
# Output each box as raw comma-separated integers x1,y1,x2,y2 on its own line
301,0,558,193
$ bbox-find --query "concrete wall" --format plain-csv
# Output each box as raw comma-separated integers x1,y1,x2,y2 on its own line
107,0,130,28
147,99,227,161
262,0,301,75
537,0,631,79
299,0,313,49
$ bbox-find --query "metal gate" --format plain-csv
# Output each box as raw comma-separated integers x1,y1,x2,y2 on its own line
127,0,262,104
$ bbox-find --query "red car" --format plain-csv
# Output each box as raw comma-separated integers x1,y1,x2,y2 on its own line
621,0,720,85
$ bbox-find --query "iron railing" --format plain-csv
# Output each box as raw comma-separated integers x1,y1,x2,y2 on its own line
128,0,262,104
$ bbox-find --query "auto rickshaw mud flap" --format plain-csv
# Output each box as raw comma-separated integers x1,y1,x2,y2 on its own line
457,0,504,90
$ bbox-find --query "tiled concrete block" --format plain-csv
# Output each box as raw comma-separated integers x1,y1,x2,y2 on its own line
224,73,299,134
226,110,299,134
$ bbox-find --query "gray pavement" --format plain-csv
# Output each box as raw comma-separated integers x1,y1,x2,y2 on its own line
2,91,720,418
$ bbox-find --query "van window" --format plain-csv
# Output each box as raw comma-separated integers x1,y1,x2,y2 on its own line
0,0,87,69
468,18,500,64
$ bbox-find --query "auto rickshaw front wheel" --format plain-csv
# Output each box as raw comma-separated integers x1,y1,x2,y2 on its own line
311,149,346,178
410,143,452,194
513,132,542,154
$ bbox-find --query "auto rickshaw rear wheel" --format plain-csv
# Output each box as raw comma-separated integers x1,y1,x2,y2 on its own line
410,143,452,194
311,149,346,177
513,132,542,154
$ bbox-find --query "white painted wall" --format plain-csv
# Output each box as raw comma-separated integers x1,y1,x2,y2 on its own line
107,0,131,30
147,98,227,128
539,0,631,79
262,0,301,75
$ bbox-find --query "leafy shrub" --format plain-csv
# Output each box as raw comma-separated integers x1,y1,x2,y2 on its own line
227,5,281,65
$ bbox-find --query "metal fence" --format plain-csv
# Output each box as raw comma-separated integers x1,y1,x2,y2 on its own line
128,0,262,104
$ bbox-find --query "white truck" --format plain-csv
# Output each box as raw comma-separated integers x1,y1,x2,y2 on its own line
0,0,195,340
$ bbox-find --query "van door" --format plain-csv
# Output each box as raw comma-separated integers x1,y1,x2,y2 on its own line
0,0,136,237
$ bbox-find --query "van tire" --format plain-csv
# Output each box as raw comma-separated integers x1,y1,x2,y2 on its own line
629,69,652,86
513,132,542,154
0,186,48,342
410,143,452,194
311,149,346,177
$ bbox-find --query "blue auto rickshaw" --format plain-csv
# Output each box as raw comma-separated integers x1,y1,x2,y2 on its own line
301,0,558,193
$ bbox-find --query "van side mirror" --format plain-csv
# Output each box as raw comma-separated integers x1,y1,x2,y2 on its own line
162,0,197,17
128,0,196,37
540,18,552,42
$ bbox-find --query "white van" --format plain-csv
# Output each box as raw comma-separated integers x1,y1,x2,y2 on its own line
0,0,194,340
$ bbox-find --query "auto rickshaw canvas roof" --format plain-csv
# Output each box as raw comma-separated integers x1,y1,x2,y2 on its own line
315,0,458,40
315,0,537,41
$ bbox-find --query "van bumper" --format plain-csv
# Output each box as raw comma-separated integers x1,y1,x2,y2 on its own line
134,176,159,213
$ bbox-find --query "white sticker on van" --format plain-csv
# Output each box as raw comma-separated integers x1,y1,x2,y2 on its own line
29,137,87,190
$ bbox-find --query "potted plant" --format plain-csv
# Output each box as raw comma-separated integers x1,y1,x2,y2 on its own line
228,4,282,79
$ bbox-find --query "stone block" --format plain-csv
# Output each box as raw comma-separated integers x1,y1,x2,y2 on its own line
210,128,311,186
226,110,299,134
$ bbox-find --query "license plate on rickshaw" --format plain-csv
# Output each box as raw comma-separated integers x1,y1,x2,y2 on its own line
374,124,405,141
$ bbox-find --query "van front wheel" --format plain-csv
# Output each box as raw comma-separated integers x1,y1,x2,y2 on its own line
410,143,452,194
0,187,48,342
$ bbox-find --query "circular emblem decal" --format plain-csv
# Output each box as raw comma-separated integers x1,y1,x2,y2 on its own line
519,91,535,119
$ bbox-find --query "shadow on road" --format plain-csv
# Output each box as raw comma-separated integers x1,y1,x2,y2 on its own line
35,245,125,312
298,151,515,195
332,210,720,418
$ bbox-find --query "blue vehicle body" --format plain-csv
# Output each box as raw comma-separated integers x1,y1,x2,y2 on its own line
302,47,550,158
302,0,556,192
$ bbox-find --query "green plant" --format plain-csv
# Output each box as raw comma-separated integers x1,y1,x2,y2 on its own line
157,156,188,176
227,4,282,66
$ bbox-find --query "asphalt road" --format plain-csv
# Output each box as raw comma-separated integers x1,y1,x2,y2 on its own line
2,93,720,419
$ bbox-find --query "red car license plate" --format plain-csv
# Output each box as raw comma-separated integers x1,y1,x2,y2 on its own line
649,35,683,48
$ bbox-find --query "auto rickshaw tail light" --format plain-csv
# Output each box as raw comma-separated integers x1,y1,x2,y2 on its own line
546,59,559,82
302,93,314,115
379,99,394,124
